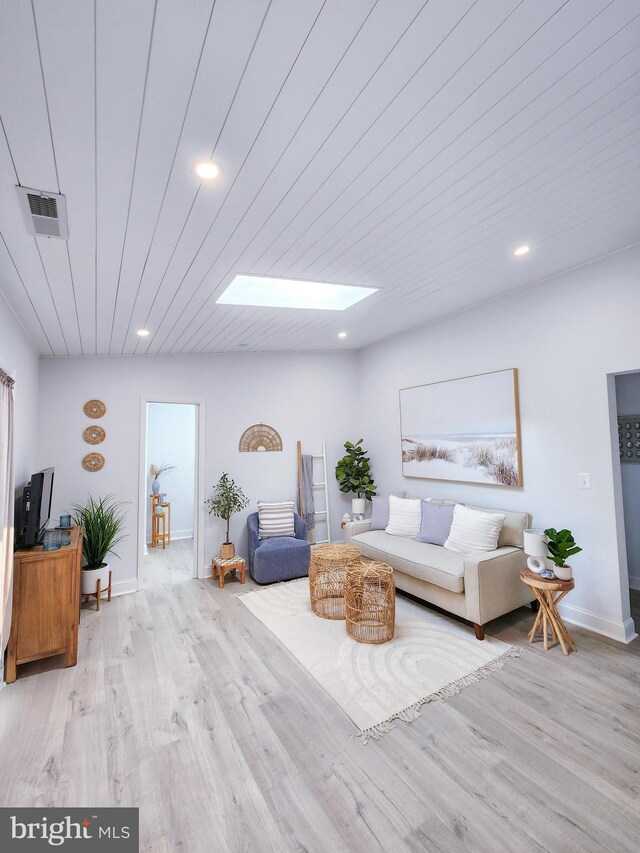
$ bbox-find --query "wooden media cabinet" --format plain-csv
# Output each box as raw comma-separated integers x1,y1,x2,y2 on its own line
5,527,83,682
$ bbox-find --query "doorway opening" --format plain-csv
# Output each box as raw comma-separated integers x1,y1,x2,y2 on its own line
139,399,204,588
610,372,640,637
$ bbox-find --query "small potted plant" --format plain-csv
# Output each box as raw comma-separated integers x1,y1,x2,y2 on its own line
335,438,377,519
206,473,249,559
543,528,581,581
149,462,175,496
71,495,128,596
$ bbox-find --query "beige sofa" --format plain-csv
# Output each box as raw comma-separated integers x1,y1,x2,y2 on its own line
343,503,535,639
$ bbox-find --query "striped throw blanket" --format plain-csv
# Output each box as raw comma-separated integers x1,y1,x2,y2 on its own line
258,501,295,539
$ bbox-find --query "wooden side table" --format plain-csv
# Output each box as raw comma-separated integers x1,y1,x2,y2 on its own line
520,568,576,656
150,494,171,547
212,555,246,589
309,543,362,620
345,560,395,644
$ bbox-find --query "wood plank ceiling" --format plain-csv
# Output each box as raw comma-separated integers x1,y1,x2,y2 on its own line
1,0,639,356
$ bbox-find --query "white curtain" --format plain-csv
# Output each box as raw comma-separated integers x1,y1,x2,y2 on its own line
0,368,15,656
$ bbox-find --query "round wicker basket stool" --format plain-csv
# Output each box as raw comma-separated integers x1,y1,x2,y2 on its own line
345,561,395,644
309,543,361,619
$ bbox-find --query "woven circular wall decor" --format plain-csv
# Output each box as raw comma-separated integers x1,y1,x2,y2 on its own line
239,423,283,452
83,425,106,445
82,452,105,472
83,399,106,419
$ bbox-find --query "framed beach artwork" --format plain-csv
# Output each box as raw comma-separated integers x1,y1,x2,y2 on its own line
399,368,522,487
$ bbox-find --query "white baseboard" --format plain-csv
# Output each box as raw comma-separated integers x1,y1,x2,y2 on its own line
558,601,637,644
111,578,138,597
146,529,193,545
628,574,640,591
172,529,194,540
621,617,639,644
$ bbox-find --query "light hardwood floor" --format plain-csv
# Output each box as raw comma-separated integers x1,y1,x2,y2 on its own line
1,542,639,852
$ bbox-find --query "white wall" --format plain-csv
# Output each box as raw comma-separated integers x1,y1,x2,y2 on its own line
615,373,640,591
357,244,640,643
0,290,39,665
38,351,358,591
0,289,39,491
146,402,196,542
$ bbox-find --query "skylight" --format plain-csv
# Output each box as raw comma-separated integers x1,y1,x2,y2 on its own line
217,275,377,311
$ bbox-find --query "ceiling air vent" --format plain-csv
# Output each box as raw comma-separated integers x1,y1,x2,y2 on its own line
17,186,69,239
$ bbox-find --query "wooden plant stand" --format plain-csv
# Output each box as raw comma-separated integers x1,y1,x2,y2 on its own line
212,556,246,589
83,570,112,612
150,494,171,548
520,568,576,656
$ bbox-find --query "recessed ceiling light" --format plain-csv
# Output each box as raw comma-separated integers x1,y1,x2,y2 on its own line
137,329,150,337
338,331,347,338
514,245,531,256
217,275,377,311
194,160,221,181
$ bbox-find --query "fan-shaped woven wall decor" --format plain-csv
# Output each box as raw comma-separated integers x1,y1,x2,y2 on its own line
239,423,282,452
83,399,106,418
82,452,105,472
83,425,106,445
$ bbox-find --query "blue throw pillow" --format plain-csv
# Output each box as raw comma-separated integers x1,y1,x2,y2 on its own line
370,492,407,530
415,501,455,546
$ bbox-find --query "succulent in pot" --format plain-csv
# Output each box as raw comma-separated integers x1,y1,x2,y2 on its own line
71,495,128,596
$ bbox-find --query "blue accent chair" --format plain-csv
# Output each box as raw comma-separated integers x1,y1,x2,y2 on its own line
247,512,311,584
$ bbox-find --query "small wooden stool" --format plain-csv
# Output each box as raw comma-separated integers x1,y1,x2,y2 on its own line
83,570,112,612
212,555,246,589
151,511,168,549
520,568,576,656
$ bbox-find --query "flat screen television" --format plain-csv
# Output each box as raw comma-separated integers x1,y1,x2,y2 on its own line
16,467,55,548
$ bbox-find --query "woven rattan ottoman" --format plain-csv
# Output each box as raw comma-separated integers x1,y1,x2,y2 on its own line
309,543,361,619
345,561,395,644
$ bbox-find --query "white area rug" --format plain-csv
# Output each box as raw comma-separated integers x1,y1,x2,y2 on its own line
237,578,519,742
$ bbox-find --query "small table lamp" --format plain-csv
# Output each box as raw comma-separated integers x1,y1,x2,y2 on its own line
523,529,549,574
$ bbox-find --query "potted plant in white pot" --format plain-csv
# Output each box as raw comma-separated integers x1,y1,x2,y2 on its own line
149,462,175,496
206,473,249,560
335,438,377,519
71,495,128,595
543,528,581,581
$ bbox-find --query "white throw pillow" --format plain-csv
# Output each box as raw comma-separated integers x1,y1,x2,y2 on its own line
444,504,506,556
258,501,295,539
385,495,422,537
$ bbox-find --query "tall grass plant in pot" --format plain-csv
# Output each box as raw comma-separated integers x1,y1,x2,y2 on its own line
71,495,128,595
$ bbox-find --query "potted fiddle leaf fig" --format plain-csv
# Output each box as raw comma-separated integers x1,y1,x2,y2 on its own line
71,495,128,596
335,438,377,519
543,528,581,581
206,473,249,559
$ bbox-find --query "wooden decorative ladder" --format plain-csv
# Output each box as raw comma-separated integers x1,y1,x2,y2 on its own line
297,440,331,546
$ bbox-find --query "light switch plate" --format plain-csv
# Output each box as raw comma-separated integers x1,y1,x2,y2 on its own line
578,473,591,489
